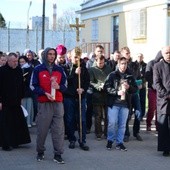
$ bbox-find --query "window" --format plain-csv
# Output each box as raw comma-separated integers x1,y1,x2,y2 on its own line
131,9,147,39
113,16,119,51
91,19,98,41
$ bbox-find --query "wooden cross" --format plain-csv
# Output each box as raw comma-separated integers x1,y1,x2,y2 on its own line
70,18,85,42
69,18,85,144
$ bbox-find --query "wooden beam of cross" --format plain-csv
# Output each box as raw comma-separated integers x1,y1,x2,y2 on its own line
70,18,85,42
69,18,85,144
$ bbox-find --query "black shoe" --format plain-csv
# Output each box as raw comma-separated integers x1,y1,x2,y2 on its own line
79,143,89,151
53,154,65,164
147,126,151,131
140,117,144,122
116,143,127,151
163,151,169,157
12,144,19,149
64,135,68,140
135,134,143,141
2,146,12,151
37,152,44,161
106,141,113,150
123,136,129,142
96,135,102,141
69,141,75,149
96,137,102,141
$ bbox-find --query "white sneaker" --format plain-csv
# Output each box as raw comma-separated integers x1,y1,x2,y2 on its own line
28,124,32,128
32,122,36,126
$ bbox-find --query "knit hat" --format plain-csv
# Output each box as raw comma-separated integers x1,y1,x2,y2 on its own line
56,44,67,55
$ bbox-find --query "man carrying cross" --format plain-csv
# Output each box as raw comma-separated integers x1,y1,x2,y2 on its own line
63,18,90,151
63,48,90,151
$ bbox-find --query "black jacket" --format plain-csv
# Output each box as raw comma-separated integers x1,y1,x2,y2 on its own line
0,64,24,106
145,56,162,89
145,60,155,89
108,59,118,71
104,69,138,108
28,59,40,68
127,59,141,79
22,66,33,98
64,60,90,99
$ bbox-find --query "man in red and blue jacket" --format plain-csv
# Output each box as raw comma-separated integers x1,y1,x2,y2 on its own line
30,47,67,164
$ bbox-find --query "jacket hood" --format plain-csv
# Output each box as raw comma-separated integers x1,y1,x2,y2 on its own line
155,50,163,63
42,47,57,66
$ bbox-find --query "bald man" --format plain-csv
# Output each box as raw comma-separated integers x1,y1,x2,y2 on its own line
153,46,170,156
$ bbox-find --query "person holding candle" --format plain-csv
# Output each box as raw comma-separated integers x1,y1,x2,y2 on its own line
30,47,67,163
104,57,138,151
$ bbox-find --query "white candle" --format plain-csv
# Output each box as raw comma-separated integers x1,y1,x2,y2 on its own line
51,76,57,100
51,86,56,100
121,85,126,100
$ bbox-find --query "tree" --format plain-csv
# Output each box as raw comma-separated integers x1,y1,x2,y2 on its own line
0,13,6,28
56,8,80,45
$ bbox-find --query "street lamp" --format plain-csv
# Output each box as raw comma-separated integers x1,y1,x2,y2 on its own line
8,22,10,52
26,1,32,49
41,0,45,49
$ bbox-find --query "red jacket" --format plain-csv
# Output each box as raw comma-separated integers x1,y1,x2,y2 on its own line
30,63,67,103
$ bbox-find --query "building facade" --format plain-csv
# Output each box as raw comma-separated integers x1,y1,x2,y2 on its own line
78,0,170,61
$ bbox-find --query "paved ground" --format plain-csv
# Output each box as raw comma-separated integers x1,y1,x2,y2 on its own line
0,117,170,170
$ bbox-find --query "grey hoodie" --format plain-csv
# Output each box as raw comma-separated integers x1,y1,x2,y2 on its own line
42,47,57,74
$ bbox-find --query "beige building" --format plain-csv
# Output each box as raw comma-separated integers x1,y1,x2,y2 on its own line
78,0,170,61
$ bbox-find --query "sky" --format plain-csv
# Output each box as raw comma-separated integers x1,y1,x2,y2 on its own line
0,0,84,28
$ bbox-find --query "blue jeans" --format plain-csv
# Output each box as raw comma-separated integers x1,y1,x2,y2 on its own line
64,97,87,144
107,106,129,144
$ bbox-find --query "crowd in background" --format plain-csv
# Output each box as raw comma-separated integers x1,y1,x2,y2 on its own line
0,44,169,164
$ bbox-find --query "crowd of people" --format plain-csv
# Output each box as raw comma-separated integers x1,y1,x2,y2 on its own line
0,44,169,164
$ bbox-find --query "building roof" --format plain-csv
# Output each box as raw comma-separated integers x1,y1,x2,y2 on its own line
78,0,117,12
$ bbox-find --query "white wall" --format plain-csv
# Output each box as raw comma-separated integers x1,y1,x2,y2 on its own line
126,4,168,62
0,28,76,54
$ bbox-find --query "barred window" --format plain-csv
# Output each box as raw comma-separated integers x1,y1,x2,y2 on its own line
91,19,98,41
131,9,147,39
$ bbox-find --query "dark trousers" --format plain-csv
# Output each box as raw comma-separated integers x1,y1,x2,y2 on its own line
86,93,93,131
64,97,87,144
32,94,38,121
125,93,141,137
139,87,146,119
93,104,107,137
157,114,170,151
